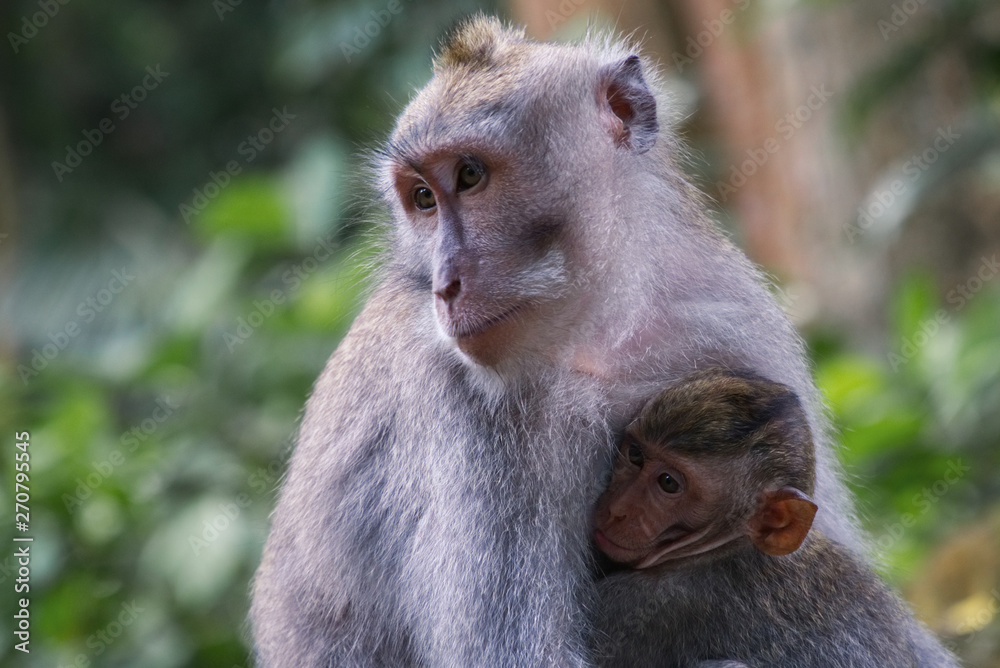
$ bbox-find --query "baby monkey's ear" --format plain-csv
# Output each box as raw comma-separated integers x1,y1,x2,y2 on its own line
748,487,817,556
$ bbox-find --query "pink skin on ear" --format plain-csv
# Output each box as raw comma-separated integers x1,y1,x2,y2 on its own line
748,487,818,557
596,55,658,153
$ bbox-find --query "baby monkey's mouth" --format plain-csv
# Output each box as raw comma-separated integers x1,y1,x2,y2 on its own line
636,525,740,570
595,522,730,570
654,524,694,546
593,527,686,568
592,529,636,564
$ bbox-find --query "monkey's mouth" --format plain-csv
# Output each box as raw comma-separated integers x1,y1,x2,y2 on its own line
593,529,627,554
635,525,735,569
445,303,525,341
595,525,701,569
655,524,694,545
593,529,648,565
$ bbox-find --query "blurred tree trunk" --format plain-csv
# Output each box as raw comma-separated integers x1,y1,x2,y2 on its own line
509,0,602,39
670,0,806,282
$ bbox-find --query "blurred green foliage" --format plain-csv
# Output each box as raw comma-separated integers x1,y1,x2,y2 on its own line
815,277,1000,578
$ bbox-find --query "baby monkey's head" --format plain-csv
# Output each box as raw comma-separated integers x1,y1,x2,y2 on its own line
593,368,818,570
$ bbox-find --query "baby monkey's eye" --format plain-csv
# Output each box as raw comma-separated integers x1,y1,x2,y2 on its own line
456,162,483,191
413,186,436,210
657,472,681,494
626,439,644,467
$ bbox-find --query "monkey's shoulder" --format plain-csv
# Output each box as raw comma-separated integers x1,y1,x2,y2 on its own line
322,281,439,383
285,281,476,492
303,283,460,422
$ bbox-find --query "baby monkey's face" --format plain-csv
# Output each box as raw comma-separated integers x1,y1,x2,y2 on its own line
594,370,820,569
592,433,734,570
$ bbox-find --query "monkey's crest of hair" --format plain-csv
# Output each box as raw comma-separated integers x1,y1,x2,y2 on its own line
434,15,527,71
431,14,658,92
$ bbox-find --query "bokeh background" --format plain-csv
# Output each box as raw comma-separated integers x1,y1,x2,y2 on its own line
2,0,999,666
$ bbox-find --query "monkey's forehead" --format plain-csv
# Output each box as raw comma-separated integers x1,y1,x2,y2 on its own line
384,45,603,167
389,85,528,161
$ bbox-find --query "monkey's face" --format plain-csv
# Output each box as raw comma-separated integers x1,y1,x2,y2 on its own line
379,41,660,368
386,134,575,366
593,434,741,570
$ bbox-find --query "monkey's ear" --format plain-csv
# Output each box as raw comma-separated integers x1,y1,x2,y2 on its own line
748,487,817,556
598,55,658,153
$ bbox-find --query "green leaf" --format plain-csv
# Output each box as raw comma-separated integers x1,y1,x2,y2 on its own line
192,175,292,249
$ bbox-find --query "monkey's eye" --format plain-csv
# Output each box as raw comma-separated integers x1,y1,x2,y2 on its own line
626,440,644,467
413,186,436,210
657,473,681,494
456,162,483,191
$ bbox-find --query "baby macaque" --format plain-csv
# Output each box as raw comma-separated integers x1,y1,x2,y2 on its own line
592,368,958,668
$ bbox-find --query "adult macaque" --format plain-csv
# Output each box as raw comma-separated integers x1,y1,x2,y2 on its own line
593,368,958,668
252,17,861,666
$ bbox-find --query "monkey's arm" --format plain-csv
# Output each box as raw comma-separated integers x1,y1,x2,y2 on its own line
250,284,438,666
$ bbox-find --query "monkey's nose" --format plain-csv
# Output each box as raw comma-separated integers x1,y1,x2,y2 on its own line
434,277,462,303
607,500,630,523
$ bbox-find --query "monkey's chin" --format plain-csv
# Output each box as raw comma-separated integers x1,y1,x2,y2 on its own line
454,326,515,367
445,307,525,367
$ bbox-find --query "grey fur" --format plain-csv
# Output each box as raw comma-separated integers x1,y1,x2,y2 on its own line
594,534,958,667
251,16,864,666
